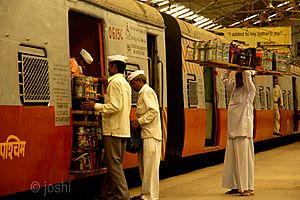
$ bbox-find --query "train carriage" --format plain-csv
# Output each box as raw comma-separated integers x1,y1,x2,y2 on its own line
1,0,300,197
0,0,167,196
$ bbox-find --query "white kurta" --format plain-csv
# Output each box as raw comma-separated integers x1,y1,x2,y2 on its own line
221,70,256,193
136,84,162,200
273,84,283,133
94,73,132,138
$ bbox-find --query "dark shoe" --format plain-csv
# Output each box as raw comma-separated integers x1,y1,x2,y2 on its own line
239,190,251,196
225,189,240,194
273,132,282,137
130,196,141,200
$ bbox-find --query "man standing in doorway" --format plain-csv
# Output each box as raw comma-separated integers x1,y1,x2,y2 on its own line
221,69,256,196
70,48,94,77
81,55,131,200
70,48,107,84
273,76,283,136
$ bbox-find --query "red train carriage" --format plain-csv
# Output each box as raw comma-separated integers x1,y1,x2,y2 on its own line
1,0,300,197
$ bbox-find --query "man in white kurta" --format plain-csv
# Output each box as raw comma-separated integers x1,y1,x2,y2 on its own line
82,55,131,200
273,77,283,136
221,69,256,196
128,70,162,200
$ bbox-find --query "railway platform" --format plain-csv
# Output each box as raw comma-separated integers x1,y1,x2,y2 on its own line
1,134,299,200
130,139,300,200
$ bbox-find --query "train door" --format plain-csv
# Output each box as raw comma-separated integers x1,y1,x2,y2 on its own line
68,11,105,172
68,11,104,81
147,34,160,97
293,77,299,131
204,67,216,146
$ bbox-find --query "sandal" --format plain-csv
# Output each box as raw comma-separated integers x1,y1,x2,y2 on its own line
239,191,251,196
225,189,240,194
249,190,255,195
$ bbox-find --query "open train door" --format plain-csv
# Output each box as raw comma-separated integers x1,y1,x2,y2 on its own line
292,77,299,131
68,11,105,173
204,66,217,147
68,11,104,81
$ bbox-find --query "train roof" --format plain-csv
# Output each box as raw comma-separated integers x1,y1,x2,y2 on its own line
175,18,228,43
80,0,164,28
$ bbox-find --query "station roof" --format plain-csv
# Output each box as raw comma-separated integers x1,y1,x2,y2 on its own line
138,0,300,30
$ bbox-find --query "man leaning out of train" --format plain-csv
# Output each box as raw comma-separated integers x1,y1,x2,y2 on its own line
70,48,107,84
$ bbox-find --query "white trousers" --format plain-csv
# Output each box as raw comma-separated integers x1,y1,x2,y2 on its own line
222,137,255,192
138,138,161,200
274,103,280,133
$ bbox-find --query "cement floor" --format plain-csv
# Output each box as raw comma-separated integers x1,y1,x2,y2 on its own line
130,141,300,199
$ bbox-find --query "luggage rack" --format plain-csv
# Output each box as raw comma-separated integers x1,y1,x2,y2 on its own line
186,59,285,76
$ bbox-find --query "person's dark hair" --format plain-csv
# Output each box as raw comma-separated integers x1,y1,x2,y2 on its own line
111,61,126,73
235,71,243,79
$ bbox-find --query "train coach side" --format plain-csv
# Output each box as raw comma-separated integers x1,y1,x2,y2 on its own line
1,0,300,197
161,13,231,161
0,0,73,196
161,12,300,164
0,0,167,196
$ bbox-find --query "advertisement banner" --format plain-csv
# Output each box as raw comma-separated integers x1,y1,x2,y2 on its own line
216,27,292,48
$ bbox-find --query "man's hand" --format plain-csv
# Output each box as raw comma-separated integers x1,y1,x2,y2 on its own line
131,119,140,129
98,76,108,85
81,100,96,110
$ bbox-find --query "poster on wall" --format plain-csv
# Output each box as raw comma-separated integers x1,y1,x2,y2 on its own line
52,61,71,126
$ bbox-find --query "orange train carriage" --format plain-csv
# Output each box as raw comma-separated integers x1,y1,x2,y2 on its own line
1,0,300,198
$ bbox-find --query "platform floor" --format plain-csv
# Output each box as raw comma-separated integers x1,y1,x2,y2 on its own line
130,141,300,200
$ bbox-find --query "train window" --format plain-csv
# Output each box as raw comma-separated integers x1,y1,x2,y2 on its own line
258,86,266,109
288,90,293,110
266,87,272,109
187,74,198,108
225,86,231,108
18,45,50,106
283,90,287,109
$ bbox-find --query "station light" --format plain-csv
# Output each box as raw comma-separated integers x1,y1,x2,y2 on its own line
198,20,213,28
166,5,185,15
212,25,223,30
172,8,190,17
178,11,194,19
193,18,209,26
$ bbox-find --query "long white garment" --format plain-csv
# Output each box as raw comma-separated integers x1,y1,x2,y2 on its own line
94,73,132,137
136,84,162,200
273,84,283,106
221,70,256,192
274,103,281,133
222,137,255,192
138,138,161,200
273,84,283,133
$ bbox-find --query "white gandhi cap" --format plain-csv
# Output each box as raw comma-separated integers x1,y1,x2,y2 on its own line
108,55,128,63
127,70,144,81
80,49,93,64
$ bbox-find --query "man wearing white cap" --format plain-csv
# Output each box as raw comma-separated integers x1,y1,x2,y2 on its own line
82,54,131,200
70,48,94,76
128,70,162,200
